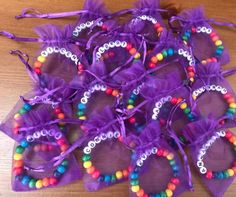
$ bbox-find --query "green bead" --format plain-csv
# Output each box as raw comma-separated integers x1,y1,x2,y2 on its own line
160,191,167,197
16,146,25,154
60,126,65,130
111,175,116,183
61,159,69,167
182,36,188,41
162,50,168,57
228,108,236,114
128,99,134,105
82,154,91,162
130,179,139,186
29,179,36,188
224,171,229,178
184,107,191,114
169,160,176,166
234,146,236,151
77,111,84,117
19,108,26,115
218,45,224,50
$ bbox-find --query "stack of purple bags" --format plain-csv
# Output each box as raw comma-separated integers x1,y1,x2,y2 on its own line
1,0,236,196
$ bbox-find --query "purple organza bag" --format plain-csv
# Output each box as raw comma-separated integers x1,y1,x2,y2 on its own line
145,32,196,84
124,0,167,46
183,118,236,197
11,124,82,191
191,62,236,126
127,121,191,197
171,7,230,65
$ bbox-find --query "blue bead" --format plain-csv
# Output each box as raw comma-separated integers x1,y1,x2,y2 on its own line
185,32,191,37
225,112,234,118
167,48,174,56
130,172,138,179
57,165,66,174
98,175,104,182
53,170,62,178
149,194,156,197
15,175,24,181
20,140,29,148
172,165,179,171
155,194,161,197
218,172,224,179
130,94,137,100
104,175,111,183
216,49,223,55
78,103,86,110
21,176,30,185
23,103,32,111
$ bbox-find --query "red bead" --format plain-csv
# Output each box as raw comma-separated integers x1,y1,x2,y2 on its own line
48,145,54,151
118,136,123,142
92,171,100,179
41,144,48,151
154,23,161,29
210,32,217,38
109,51,115,58
129,117,136,124
126,43,132,50
128,166,132,172
34,68,41,74
206,171,213,179
13,128,19,135
157,149,164,156
219,119,225,125
171,178,180,185
106,88,113,95
212,57,218,62
223,93,231,100
226,131,232,139
13,167,23,176
57,138,66,146
54,108,61,114
103,53,109,59
191,27,196,33
171,97,178,105
159,118,166,127
149,62,156,68
49,177,58,185
233,162,236,167
187,66,194,72
102,24,107,30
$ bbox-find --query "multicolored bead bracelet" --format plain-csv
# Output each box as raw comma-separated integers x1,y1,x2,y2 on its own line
148,47,196,82
126,83,144,133
192,85,236,118
72,20,107,37
34,46,84,75
82,131,131,183
96,40,141,61
13,104,66,135
197,130,236,180
13,130,69,189
131,15,164,37
130,147,180,197
182,26,224,64
77,83,121,121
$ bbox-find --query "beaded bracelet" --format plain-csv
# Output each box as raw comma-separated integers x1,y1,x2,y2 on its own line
130,147,180,197
82,131,131,183
13,104,66,135
13,130,69,189
192,85,236,118
77,84,121,121
197,130,236,180
148,48,196,82
34,47,83,75
126,84,144,133
96,40,141,61
182,26,224,64
131,15,164,37
72,20,107,37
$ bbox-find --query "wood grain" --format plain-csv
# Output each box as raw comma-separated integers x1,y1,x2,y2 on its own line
0,0,236,196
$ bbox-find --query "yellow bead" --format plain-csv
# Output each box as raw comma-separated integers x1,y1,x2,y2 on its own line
14,113,20,120
230,103,236,108
127,105,134,109
79,116,87,120
227,169,234,176
180,102,187,109
192,95,197,100
37,56,46,63
166,189,173,197
167,153,174,160
190,77,194,82
156,53,163,61
201,60,207,65
13,153,23,161
116,171,123,180
134,53,141,59
234,141,236,146
83,161,92,169
35,180,43,189
131,185,140,193
215,40,222,46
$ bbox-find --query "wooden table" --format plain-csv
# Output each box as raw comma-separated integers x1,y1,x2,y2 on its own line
0,0,235,196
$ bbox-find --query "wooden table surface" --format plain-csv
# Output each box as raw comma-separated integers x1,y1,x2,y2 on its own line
0,0,236,196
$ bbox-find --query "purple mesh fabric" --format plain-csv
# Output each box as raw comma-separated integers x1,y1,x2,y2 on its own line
183,118,236,197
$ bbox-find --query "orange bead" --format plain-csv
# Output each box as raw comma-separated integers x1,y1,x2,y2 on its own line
228,98,235,104
168,183,176,191
232,167,236,173
163,150,169,157
58,113,65,119
188,72,195,77
112,90,119,97
13,160,24,168
61,144,69,152
137,189,144,197
212,36,219,42
123,169,129,178
229,136,236,143
86,166,95,174
151,56,158,63
34,61,42,68
157,27,163,32
129,48,137,55
42,177,50,187
176,98,183,104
